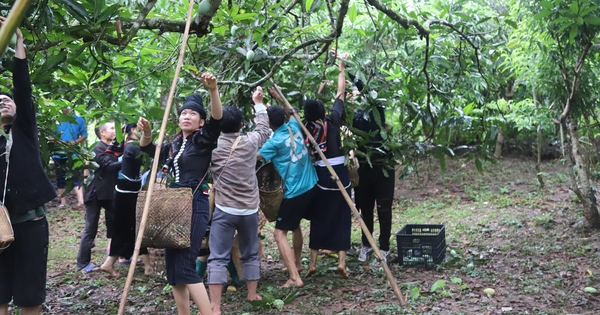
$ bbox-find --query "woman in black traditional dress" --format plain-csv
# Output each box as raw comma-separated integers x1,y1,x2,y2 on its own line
138,73,222,315
98,123,153,277
305,51,352,278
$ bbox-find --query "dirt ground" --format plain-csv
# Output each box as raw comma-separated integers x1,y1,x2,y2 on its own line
15,158,600,314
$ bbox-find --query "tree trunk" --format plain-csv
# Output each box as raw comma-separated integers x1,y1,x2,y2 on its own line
533,90,544,187
536,125,544,188
494,127,504,159
565,118,600,229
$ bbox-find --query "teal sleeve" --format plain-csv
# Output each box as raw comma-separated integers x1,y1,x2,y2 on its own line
258,139,277,161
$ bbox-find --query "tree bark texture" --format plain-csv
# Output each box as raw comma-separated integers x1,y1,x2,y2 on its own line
565,119,600,229
494,128,504,159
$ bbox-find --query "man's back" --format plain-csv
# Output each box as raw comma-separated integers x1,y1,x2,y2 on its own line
259,118,317,199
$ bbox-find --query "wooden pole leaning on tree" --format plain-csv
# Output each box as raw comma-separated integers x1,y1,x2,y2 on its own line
0,0,31,57
117,0,197,313
266,81,406,305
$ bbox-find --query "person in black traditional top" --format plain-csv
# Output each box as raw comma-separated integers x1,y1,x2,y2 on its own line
304,50,352,279
76,120,121,272
0,19,57,315
352,79,395,264
138,72,222,315
97,123,153,278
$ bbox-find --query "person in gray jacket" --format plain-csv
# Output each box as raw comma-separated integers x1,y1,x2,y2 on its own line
207,86,271,315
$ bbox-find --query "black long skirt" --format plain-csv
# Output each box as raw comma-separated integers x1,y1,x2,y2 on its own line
109,178,148,257
308,163,352,251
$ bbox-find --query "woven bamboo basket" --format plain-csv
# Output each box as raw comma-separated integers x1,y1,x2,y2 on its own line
256,163,283,222
0,203,14,254
136,185,192,249
231,234,243,277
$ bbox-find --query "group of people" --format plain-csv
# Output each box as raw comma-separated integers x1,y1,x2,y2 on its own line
0,21,396,315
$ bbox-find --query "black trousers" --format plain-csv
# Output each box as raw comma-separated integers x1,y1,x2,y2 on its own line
76,197,115,269
354,164,395,251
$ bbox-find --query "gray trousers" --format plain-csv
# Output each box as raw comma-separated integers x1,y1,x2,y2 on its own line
207,208,260,284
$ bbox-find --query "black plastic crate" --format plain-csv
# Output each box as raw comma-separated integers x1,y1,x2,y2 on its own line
396,224,446,268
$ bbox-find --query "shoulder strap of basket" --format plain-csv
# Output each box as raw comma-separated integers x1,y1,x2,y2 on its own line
211,135,242,191
2,129,12,206
282,127,296,192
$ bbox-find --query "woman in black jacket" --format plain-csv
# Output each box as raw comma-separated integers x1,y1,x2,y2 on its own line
0,19,57,315
138,73,222,315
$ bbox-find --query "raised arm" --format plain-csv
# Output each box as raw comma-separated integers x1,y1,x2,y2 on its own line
335,50,348,100
137,117,153,147
268,85,293,112
249,86,271,147
200,72,222,120
5,19,35,133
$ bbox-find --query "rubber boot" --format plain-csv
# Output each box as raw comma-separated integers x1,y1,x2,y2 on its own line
196,259,207,279
226,260,245,287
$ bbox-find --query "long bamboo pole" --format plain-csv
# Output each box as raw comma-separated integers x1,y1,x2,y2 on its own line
266,77,406,305
0,0,31,57
117,0,197,313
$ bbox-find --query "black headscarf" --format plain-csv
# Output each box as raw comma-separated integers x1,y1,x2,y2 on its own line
179,93,207,119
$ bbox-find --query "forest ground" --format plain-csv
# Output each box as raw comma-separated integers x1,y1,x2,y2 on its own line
13,157,600,314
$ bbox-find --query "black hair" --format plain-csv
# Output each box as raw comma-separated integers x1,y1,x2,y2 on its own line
123,123,137,137
348,73,365,92
267,106,286,129
221,106,243,133
0,92,13,100
303,99,325,121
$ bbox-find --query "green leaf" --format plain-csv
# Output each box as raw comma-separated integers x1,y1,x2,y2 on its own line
96,4,119,23
453,12,472,21
305,0,314,12
569,26,577,43
557,21,573,32
54,0,90,24
451,277,463,284
540,1,554,9
232,13,257,21
439,155,446,172
94,0,105,20
411,287,420,299
42,51,69,71
476,17,491,25
570,1,579,14
475,159,483,172
273,299,284,310
348,3,357,24
533,9,553,20
430,280,446,293
584,17,600,25
552,17,570,24
505,19,518,29
463,102,475,115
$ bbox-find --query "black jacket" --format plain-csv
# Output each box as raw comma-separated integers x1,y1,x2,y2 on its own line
84,141,121,201
0,58,57,215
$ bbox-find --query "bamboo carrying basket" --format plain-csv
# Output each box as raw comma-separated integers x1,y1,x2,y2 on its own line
135,186,192,249
256,163,283,222
348,157,360,188
0,203,13,254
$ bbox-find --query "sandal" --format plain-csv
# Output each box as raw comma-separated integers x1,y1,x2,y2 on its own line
81,263,97,274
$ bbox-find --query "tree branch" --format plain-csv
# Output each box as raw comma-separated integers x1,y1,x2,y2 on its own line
221,0,350,87
119,0,158,50
365,0,428,38
251,0,301,52
559,40,593,122
220,38,326,87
